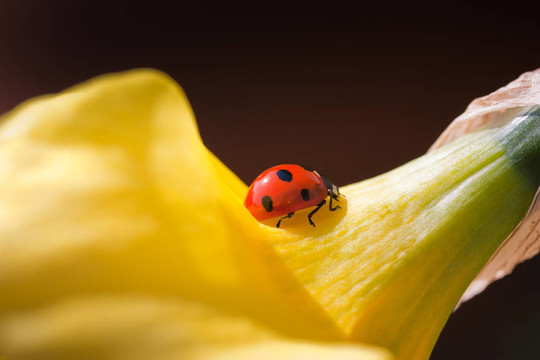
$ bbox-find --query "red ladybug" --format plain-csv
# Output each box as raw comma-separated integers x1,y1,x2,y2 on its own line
244,164,341,228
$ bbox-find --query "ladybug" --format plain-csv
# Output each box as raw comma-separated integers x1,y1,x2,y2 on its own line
244,164,341,228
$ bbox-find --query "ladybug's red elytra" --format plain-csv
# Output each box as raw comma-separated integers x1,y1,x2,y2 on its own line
244,164,341,228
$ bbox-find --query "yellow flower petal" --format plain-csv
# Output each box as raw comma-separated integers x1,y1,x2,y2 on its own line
0,69,244,301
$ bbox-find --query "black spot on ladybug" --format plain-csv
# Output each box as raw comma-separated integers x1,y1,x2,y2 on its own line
276,169,293,182
301,188,310,201
261,195,273,212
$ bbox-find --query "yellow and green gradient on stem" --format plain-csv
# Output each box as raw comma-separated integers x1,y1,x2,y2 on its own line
0,69,538,360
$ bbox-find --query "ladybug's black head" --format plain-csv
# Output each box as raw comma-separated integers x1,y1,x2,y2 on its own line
317,172,340,199
301,165,340,199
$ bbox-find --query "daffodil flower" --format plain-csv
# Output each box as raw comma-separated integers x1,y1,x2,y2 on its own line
0,69,538,360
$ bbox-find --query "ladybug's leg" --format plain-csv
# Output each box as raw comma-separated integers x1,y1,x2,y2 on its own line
276,212,295,228
328,193,341,211
308,199,326,227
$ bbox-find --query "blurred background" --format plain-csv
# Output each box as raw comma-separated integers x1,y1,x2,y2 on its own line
1,1,539,359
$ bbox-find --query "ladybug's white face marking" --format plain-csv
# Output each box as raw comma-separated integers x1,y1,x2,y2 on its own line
330,183,340,197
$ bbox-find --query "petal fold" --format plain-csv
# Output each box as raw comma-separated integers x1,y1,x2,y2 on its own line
0,295,392,360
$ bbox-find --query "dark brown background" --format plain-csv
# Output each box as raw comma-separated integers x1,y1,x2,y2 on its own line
1,1,539,359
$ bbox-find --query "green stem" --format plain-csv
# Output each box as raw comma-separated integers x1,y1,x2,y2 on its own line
497,105,540,185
